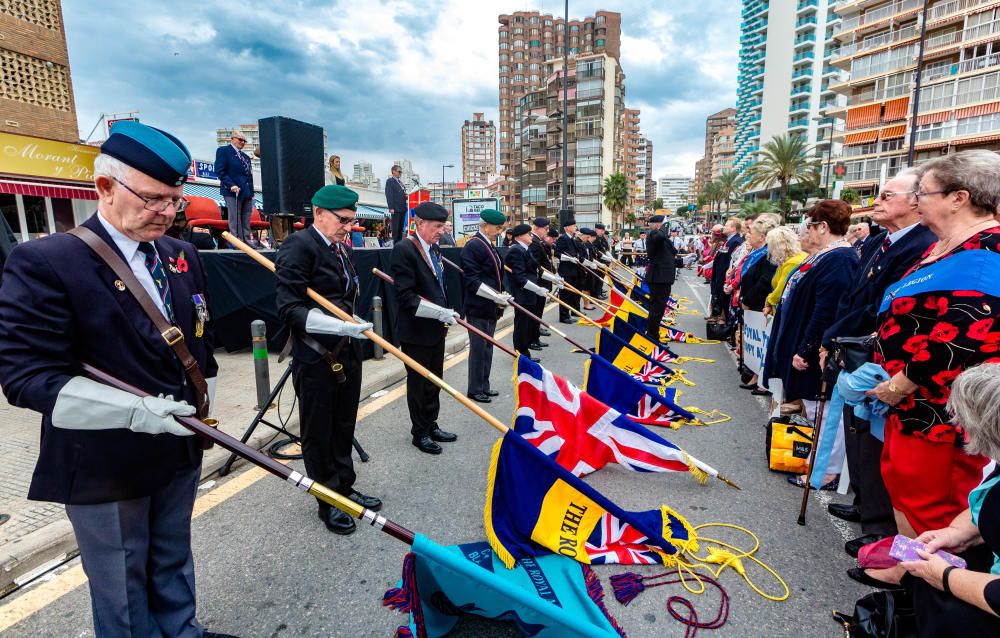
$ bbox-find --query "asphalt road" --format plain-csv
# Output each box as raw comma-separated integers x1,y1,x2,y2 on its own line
1,270,871,637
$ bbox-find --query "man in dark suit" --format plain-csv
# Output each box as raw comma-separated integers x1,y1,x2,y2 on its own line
385,164,408,244
554,218,582,323
460,208,509,403
215,131,255,248
0,122,234,637
389,202,459,454
593,223,610,299
820,169,934,558
528,217,558,346
643,214,678,341
274,184,381,536
710,218,744,319
505,224,549,359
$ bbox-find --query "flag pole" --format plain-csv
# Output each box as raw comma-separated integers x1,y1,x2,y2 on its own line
80,362,417,545
222,232,511,437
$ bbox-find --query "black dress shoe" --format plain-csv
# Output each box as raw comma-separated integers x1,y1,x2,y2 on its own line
412,436,442,454
485,389,500,397
846,534,888,558
318,507,357,535
846,567,902,590
539,328,551,336
739,382,758,389
430,427,457,443
529,343,543,351
346,490,382,511
468,392,492,403
560,318,575,324
531,341,549,348
828,503,861,523
750,388,772,396
204,632,241,638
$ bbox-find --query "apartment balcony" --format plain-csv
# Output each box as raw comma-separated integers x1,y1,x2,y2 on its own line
789,101,811,114
788,117,809,130
796,0,819,12
795,15,818,30
792,67,814,79
791,83,811,96
793,50,815,64
835,0,921,38
924,52,1000,84
794,33,817,49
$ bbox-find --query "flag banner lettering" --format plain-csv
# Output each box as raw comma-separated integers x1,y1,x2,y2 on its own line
382,534,626,638
485,430,698,569
583,353,696,425
742,310,771,375
512,356,709,481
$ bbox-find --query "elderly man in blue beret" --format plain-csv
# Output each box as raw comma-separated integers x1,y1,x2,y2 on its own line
0,122,234,638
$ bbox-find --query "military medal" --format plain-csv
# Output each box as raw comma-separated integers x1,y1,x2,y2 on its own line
192,294,209,337
114,279,126,291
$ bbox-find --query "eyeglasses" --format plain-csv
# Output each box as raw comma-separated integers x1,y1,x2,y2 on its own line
233,137,247,143
112,177,187,213
914,189,949,201
878,190,916,201
327,210,356,225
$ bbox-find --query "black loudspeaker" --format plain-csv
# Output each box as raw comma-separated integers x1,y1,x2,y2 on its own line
258,116,325,217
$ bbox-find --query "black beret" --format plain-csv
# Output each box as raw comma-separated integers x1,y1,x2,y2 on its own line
648,214,665,223
510,223,532,237
532,216,551,227
580,227,596,237
547,228,559,238
563,218,577,227
413,202,448,221
594,223,606,230
101,121,192,187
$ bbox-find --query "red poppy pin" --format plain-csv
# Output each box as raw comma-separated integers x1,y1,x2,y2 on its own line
168,251,190,274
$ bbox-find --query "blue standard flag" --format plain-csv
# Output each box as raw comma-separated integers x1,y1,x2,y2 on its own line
584,353,695,426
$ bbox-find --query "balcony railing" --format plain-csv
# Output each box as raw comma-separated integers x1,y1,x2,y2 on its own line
788,117,809,128
793,50,815,63
791,84,811,96
837,0,921,33
963,19,1000,44
926,29,960,51
792,67,814,78
795,15,817,28
794,33,817,46
789,101,811,113
796,0,818,11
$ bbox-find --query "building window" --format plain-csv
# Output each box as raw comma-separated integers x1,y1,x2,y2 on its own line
500,30,509,39
915,121,946,141
514,40,524,48
0,194,19,239
596,38,605,46
0,49,72,111
597,15,606,24
956,112,1000,135
530,40,540,47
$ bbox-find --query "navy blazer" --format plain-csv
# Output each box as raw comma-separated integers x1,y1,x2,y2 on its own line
645,227,677,284
822,224,936,347
390,237,449,346
504,241,542,306
554,232,580,279
0,214,217,504
215,144,254,199
385,177,407,216
529,234,554,290
711,233,743,294
461,233,504,319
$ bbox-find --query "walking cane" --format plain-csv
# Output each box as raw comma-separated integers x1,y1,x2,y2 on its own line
797,361,837,525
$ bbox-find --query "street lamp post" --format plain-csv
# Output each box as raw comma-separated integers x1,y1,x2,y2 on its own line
441,163,454,207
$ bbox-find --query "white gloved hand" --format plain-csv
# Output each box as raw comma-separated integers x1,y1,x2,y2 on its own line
541,270,563,285
476,283,512,307
524,280,548,297
600,253,613,263
52,376,194,436
560,254,579,265
306,308,372,339
583,259,598,269
416,299,459,325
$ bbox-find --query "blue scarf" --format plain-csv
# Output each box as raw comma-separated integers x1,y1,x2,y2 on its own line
880,248,1000,313
740,245,768,279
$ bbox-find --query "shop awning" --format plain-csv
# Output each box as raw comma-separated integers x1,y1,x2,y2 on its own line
952,132,1000,147
0,179,98,200
846,103,881,129
882,97,910,122
955,101,1000,120
917,111,952,126
844,129,879,144
880,124,907,139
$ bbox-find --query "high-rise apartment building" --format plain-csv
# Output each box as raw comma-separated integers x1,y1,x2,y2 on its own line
498,10,622,217
216,124,261,170
461,112,496,184
516,51,625,226
829,0,1000,195
392,158,421,192
624,108,643,211
0,1,79,142
711,125,738,180
642,137,656,207
351,161,380,190
734,0,847,186
658,175,691,211
698,108,738,191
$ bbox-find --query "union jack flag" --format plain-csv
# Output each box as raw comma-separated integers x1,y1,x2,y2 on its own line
586,512,668,565
631,391,691,427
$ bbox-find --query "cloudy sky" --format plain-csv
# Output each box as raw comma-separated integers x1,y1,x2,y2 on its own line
62,1,740,183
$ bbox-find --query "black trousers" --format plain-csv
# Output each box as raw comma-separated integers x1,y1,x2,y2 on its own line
291,350,361,503
402,340,444,438
466,315,496,396
645,282,672,340
391,211,406,244
558,276,580,321
513,305,536,355
843,409,897,536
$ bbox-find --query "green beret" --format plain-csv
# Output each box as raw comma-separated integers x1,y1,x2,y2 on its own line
312,185,358,211
480,208,506,225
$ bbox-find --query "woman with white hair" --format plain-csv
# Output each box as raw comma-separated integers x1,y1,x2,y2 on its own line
736,214,782,393
898,363,1000,636
763,226,806,317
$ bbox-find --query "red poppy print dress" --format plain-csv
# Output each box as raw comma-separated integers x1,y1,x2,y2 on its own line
874,227,1000,533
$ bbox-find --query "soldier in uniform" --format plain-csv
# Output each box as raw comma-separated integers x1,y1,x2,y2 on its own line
390,202,459,455
504,224,550,360
644,214,678,342
554,218,582,323
274,185,381,536
593,223,611,299
460,208,509,403
528,217,558,347
0,122,234,638
577,227,600,309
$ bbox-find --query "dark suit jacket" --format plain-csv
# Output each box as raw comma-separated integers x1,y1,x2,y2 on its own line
460,233,504,319
711,233,743,295
274,227,362,365
214,144,254,199
740,255,778,311
504,241,542,306
645,228,677,284
554,232,579,279
529,234,554,290
385,177,407,217
822,224,936,347
390,237,449,346
0,214,217,504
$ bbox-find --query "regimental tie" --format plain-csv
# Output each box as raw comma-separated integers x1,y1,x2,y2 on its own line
138,242,175,323
430,245,446,297
332,243,354,294
237,147,250,174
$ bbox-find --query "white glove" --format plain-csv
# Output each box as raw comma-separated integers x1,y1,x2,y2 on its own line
206,376,217,417
560,254,579,265
524,280,548,297
600,253,613,263
416,299,459,325
541,270,562,285
476,283,512,307
52,376,195,436
305,308,372,339
583,259,598,269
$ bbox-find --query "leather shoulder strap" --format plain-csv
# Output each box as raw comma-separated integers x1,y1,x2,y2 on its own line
407,235,435,274
69,227,209,418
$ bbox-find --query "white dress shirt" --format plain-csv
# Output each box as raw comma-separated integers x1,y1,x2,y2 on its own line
97,212,169,319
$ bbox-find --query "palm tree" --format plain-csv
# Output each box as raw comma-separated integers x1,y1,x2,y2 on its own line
653,197,664,210
744,134,821,219
602,172,628,229
702,181,724,221
740,199,779,218
714,169,744,213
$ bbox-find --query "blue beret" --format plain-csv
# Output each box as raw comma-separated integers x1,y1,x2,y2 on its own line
532,216,550,227
480,208,506,225
312,185,358,211
547,228,559,238
414,202,448,221
101,121,192,186
510,223,532,237
594,223,606,230
580,227,597,237
648,214,665,223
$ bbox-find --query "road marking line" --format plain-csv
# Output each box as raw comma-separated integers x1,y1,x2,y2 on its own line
0,321,517,629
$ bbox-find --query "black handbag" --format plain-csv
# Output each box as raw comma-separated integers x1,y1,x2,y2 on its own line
832,589,916,638
831,334,876,373
706,320,731,341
